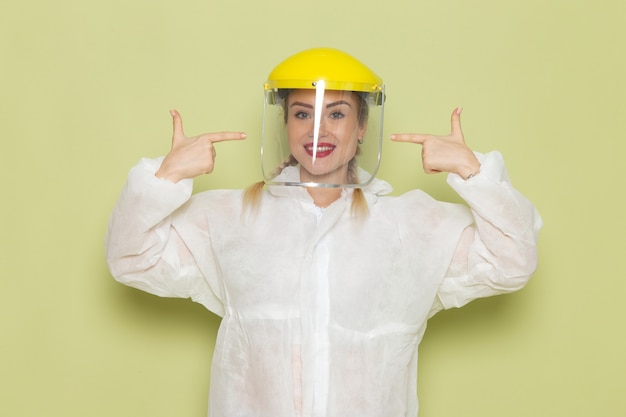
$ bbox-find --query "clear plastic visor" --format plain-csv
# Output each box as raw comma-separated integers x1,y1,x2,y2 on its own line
261,80,384,188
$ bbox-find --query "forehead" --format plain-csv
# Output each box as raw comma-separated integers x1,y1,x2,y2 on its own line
288,89,359,105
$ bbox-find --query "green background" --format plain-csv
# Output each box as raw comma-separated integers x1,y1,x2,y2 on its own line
2,0,624,415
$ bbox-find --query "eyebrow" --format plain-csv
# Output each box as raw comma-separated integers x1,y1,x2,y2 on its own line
289,100,353,109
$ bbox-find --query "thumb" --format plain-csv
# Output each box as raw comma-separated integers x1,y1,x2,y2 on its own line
450,107,463,138
170,109,185,145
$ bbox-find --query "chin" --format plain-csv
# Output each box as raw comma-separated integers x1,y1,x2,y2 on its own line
300,165,349,183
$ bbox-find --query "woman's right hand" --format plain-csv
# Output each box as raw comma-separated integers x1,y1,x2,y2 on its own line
155,110,247,182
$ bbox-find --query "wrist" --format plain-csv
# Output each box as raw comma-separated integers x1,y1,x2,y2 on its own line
155,165,183,183
459,162,481,180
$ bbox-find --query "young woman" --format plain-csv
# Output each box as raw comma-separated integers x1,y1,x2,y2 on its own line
106,48,542,417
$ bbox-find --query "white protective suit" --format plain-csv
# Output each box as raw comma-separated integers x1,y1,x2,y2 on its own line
105,150,542,417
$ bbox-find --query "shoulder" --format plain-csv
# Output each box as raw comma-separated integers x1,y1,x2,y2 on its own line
373,189,473,229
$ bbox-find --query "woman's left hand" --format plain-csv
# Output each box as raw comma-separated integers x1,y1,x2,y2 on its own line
391,107,481,180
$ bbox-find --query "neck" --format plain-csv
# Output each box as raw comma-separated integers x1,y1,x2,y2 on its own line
306,187,342,208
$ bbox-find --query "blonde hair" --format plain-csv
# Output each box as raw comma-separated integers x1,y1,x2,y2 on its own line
242,155,369,218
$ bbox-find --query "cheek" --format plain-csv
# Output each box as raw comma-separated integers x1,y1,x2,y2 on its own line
337,128,360,158
338,123,360,143
286,125,305,155
286,126,298,147
287,122,307,140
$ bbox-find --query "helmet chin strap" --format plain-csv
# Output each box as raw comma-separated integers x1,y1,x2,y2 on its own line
312,79,325,164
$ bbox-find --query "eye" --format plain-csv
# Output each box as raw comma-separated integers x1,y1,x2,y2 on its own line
329,111,345,119
294,111,311,120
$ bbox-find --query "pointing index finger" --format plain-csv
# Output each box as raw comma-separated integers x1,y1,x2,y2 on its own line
205,131,248,143
390,133,427,144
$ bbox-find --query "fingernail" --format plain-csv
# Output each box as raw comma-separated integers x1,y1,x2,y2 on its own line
390,134,397,140
456,107,463,115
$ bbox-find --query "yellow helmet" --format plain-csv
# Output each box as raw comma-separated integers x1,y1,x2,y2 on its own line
265,48,384,104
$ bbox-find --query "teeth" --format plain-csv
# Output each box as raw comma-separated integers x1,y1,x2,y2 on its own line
306,146,334,152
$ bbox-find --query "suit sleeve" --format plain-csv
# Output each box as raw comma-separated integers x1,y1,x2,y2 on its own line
105,157,225,316
430,151,543,314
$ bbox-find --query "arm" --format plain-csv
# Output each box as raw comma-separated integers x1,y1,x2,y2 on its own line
433,151,542,312
391,108,542,313
104,111,246,313
105,157,210,301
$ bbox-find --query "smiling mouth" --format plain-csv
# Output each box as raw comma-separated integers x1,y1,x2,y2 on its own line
304,143,336,158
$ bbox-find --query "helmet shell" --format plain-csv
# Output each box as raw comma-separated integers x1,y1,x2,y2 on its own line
265,47,383,95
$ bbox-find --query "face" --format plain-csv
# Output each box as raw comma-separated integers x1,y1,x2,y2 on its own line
285,89,366,184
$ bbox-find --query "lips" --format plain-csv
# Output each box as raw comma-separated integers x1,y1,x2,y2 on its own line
304,142,336,158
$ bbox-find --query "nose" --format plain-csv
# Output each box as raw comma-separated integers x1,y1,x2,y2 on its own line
308,117,329,138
